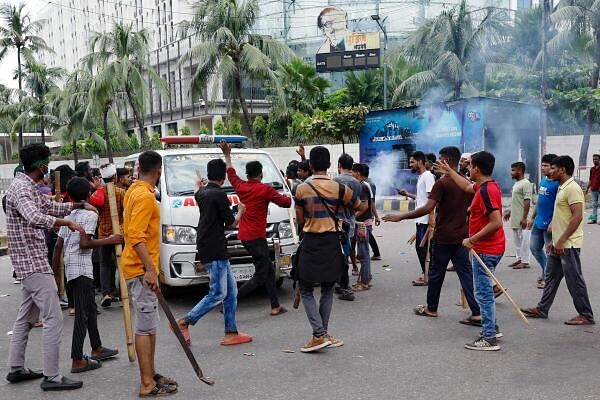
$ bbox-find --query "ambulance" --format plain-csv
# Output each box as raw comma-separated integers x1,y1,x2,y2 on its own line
123,135,298,297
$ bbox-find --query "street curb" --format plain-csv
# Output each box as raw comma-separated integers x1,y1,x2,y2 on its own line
376,197,415,212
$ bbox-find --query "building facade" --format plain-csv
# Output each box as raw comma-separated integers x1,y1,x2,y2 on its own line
38,0,523,140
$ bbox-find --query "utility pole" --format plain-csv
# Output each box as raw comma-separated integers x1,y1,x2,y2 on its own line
372,15,388,109
540,0,551,154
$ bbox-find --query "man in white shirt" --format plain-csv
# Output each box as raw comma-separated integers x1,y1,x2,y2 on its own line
399,151,436,286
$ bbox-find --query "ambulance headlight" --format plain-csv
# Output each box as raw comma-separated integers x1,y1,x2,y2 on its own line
277,221,293,240
162,225,197,245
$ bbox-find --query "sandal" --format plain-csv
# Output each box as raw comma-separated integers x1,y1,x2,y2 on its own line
139,382,178,397
154,374,178,387
71,356,102,373
170,319,191,346
270,306,288,316
564,315,595,325
459,316,482,327
412,280,428,286
353,283,370,292
352,267,359,276
414,305,437,317
221,332,253,346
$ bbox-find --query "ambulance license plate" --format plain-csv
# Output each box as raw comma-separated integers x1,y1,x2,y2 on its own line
233,266,255,281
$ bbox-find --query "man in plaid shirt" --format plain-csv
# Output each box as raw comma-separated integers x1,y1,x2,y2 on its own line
5,144,96,391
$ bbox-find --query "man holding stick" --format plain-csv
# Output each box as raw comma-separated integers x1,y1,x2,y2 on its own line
383,146,480,323
521,156,594,325
122,151,177,397
436,151,505,351
6,144,93,390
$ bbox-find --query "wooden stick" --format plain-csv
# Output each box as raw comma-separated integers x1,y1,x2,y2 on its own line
54,170,65,298
157,291,214,386
460,289,468,309
106,183,136,362
470,250,529,325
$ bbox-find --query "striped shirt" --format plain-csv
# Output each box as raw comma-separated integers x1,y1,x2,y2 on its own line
59,209,98,282
6,172,73,279
295,175,361,233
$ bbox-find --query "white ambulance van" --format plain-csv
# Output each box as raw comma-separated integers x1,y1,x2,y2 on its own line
123,136,297,297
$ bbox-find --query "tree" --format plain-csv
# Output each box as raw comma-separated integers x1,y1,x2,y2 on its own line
10,61,65,144
84,22,166,150
345,69,383,109
550,0,600,165
180,0,292,143
399,0,508,100
0,2,51,149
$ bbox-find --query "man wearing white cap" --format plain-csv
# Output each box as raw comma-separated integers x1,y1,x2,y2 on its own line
96,164,126,308
460,153,472,177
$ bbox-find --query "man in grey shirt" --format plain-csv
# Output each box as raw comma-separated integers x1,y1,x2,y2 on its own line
333,153,362,301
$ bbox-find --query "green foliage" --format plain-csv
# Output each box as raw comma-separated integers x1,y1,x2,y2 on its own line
129,135,140,150
229,118,242,135
167,129,177,136
150,133,162,150
59,143,72,157
322,88,349,109
179,126,191,136
198,126,210,135
214,120,227,135
345,70,383,109
252,116,268,141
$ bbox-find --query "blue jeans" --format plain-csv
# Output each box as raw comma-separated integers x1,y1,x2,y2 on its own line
530,227,552,276
591,191,599,220
356,225,372,284
184,260,238,333
472,253,503,339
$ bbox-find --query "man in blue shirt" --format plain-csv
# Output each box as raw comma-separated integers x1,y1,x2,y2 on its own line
527,154,560,289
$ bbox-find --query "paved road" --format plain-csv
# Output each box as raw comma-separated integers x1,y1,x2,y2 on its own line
0,221,599,400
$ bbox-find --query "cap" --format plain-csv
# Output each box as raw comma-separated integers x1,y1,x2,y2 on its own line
100,164,117,179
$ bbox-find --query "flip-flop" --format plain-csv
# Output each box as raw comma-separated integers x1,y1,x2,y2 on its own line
412,281,428,286
414,305,437,317
459,317,482,327
154,374,178,387
139,382,177,397
221,332,253,346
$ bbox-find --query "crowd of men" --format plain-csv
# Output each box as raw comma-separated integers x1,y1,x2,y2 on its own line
2,141,596,396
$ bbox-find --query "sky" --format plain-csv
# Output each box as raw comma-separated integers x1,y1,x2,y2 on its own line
0,0,47,88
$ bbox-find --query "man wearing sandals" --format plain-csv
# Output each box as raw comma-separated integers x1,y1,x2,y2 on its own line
176,157,253,347
123,151,178,397
383,147,480,324
294,147,362,352
436,151,505,351
521,156,594,326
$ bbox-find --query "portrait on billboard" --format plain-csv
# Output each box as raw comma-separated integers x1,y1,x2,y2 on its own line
316,6,347,53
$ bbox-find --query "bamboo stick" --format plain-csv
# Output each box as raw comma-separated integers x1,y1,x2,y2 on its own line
54,170,65,298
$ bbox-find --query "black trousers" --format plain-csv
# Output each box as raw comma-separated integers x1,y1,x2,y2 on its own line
238,238,280,309
369,230,380,257
416,223,430,273
70,276,102,360
98,245,117,296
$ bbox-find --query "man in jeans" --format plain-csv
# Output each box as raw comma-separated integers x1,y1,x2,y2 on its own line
333,153,362,301
6,143,91,391
503,162,532,269
399,151,436,286
522,156,594,325
384,146,480,323
220,141,292,316
585,154,600,223
527,154,559,289
438,151,505,351
352,163,375,291
295,146,361,352
176,159,252,346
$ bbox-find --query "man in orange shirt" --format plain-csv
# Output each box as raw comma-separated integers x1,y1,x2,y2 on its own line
122,151,177,397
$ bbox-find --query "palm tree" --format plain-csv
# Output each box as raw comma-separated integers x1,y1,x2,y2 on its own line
345,69,384,109
10,61,65,144
0,2,52,149
269,58,330,130
550,0,600,165
180,0,292,142
83,22,165,149
398,0,508,100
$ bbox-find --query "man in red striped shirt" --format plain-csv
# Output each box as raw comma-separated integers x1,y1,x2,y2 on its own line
220,142,292,315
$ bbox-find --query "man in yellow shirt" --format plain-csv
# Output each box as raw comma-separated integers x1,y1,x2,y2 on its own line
123,151,177,397
521,156,594,325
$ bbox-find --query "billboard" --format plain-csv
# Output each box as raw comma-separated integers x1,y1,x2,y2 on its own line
315,6,381,73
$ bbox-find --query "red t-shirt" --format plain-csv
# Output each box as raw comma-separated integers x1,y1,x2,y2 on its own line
469,180,505,255
589,166,600,191
226,167,292,241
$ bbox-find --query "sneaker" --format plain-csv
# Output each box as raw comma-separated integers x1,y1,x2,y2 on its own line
13,279,21,285
40,376,83,391
479,325,503,339
465,336,500,351
564,315,595,325
100,295,112,308
59,299,69,309
338,289,355,301
325,334,344,348
300,336,332,353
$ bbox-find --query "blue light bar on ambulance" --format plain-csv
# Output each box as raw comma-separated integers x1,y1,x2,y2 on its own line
160,134,248,145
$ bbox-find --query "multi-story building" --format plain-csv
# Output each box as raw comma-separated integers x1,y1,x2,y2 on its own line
38,0,524,140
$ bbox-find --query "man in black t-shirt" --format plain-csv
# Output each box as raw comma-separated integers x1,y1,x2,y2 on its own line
383,147,480,322
176,159,252,347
